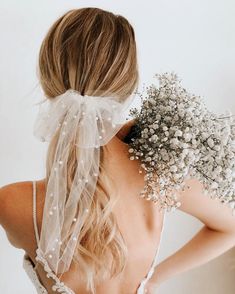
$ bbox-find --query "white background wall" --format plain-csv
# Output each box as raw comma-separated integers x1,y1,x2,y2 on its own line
0,0,235,293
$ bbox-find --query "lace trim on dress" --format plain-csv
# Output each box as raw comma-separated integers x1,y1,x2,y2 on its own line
35,248,75,294
23,254,48,294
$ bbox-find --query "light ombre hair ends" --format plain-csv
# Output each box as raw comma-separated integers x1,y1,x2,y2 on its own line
37,7,139,293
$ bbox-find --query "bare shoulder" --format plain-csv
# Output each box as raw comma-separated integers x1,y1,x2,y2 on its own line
177,177,235,234
0,181,32,224
0,181,35,248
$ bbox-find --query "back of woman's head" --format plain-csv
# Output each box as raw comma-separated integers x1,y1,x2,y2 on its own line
38,7,139,99
37,7,138,293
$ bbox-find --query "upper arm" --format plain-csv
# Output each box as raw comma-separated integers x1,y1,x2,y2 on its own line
0,182,33,249
177,177,235,234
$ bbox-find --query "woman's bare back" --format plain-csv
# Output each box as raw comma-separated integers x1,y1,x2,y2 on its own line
2,129,165,294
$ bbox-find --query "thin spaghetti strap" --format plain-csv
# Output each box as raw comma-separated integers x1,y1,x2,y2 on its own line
32,181,40,247
153,209,166,266
136,209,167,294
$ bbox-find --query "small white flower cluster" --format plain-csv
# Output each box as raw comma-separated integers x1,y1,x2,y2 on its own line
127,72,235,214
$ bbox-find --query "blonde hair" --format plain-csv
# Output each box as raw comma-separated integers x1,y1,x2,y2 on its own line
37,7,139,293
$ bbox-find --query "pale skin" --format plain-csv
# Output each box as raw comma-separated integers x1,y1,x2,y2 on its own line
1,119,235,294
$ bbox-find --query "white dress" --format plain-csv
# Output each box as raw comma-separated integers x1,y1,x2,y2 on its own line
23,181,166,294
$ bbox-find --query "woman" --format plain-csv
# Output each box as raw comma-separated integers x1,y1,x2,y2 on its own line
1,7,235,294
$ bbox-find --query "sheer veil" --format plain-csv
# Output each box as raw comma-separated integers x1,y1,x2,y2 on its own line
33,89,136,274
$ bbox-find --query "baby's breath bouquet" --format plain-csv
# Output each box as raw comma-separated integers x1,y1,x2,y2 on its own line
125,72,235,215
